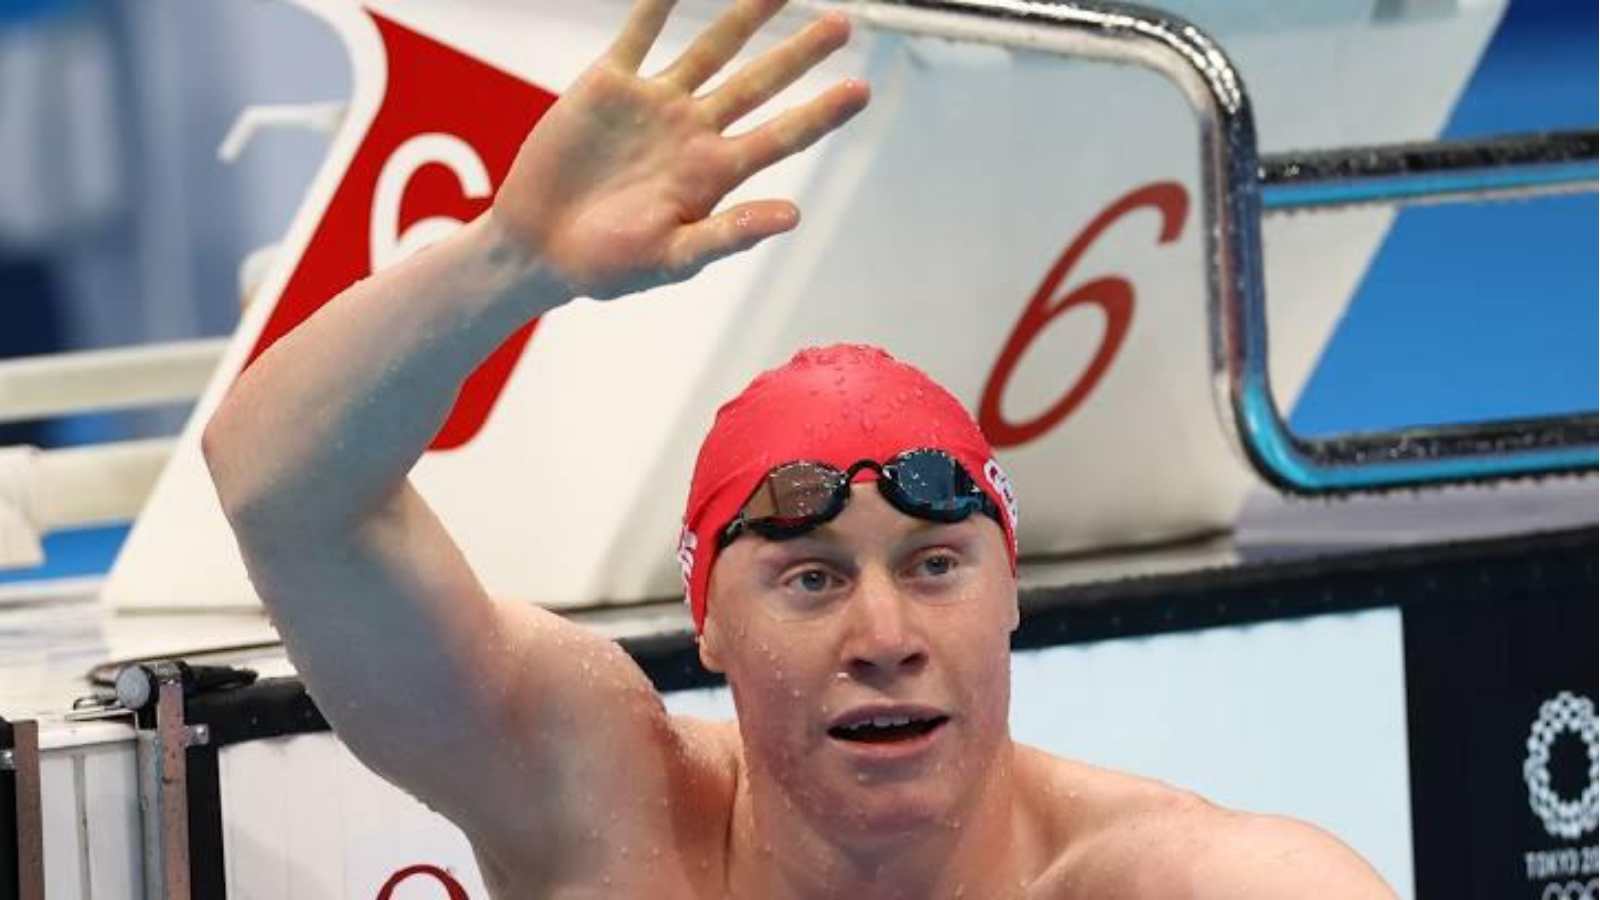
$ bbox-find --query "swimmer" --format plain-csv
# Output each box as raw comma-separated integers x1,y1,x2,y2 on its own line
203,2,1396,897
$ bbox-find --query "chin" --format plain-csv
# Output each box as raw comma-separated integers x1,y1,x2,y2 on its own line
852,787,953,834
808,763,961,837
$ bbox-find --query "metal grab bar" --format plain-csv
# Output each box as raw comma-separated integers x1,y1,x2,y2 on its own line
1260,130,1598,212
839,0,1597,494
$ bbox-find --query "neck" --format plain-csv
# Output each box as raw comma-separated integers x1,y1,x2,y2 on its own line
728,741,1025,900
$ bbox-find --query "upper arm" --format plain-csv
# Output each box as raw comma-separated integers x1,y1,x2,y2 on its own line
225,481,717,877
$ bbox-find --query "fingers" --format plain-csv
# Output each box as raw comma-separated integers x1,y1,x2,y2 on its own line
607,0,679,71
659,0,786,92
666,200,799,273
727,78,870,179
702,12,850,129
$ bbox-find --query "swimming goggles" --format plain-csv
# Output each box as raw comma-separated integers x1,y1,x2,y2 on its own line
717,448,1001,550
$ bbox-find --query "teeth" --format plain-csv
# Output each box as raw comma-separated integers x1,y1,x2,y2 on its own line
845,715,916,731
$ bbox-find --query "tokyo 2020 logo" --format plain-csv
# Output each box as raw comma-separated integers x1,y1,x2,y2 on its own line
1539,879,1597,900
1524,692,1600,841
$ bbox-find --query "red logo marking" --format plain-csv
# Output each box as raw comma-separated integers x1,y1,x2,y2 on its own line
243,14,558,450
375,864,471,899
978,182,1189,448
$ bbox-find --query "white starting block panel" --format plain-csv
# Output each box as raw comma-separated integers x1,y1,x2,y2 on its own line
100,0,1504,614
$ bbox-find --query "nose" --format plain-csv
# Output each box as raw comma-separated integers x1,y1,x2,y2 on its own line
842,571,928,681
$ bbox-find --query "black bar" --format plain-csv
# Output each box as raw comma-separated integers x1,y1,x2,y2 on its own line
187,746,225,900
1287,417,1599,475
1260,129,1598,186
1,716,15,900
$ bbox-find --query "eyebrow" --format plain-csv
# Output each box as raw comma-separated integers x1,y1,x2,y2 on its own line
751,518,973,561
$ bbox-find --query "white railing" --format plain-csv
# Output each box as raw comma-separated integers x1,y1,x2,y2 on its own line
0,440,176,568
0,339,225,424
0,339,225,569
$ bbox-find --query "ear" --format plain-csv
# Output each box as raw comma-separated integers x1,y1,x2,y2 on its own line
698,614,727,674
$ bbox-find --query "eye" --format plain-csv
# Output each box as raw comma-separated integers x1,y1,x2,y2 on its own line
784,566,841,594
913,551,959,578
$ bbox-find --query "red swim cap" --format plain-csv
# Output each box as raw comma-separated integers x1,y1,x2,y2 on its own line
679,344,1018,633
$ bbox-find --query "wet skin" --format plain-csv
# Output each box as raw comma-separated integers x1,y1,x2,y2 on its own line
478,488,1398,899
700,484,1023,895
706,486,1014,831
203,0,1398,896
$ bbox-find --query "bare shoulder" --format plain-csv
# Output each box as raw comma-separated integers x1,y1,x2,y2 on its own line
666,714,743,804
1015,746,1395,899
471,677,742,895
1171,811,1397,898
1014,744,1209,848
455,601,737,886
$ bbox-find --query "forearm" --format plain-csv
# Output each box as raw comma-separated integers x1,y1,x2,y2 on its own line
205,212,568,533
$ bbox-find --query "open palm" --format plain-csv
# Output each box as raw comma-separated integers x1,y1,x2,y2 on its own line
492,0,869,300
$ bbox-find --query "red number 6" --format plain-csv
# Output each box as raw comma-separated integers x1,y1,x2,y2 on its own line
376,864,471,899
978,182,1189,448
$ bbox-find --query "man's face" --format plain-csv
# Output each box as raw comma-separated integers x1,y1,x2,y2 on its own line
699,482,1019,835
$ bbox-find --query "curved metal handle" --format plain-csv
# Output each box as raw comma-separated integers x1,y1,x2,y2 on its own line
840,0,1598,494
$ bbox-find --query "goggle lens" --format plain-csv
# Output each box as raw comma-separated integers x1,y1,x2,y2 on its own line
719,450,998,549
742,462,845,526
882,449,982,520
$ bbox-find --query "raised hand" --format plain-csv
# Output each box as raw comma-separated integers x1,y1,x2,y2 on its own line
490,0,869,300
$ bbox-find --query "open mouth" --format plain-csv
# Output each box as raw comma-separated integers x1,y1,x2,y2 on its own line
828,715,949,744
